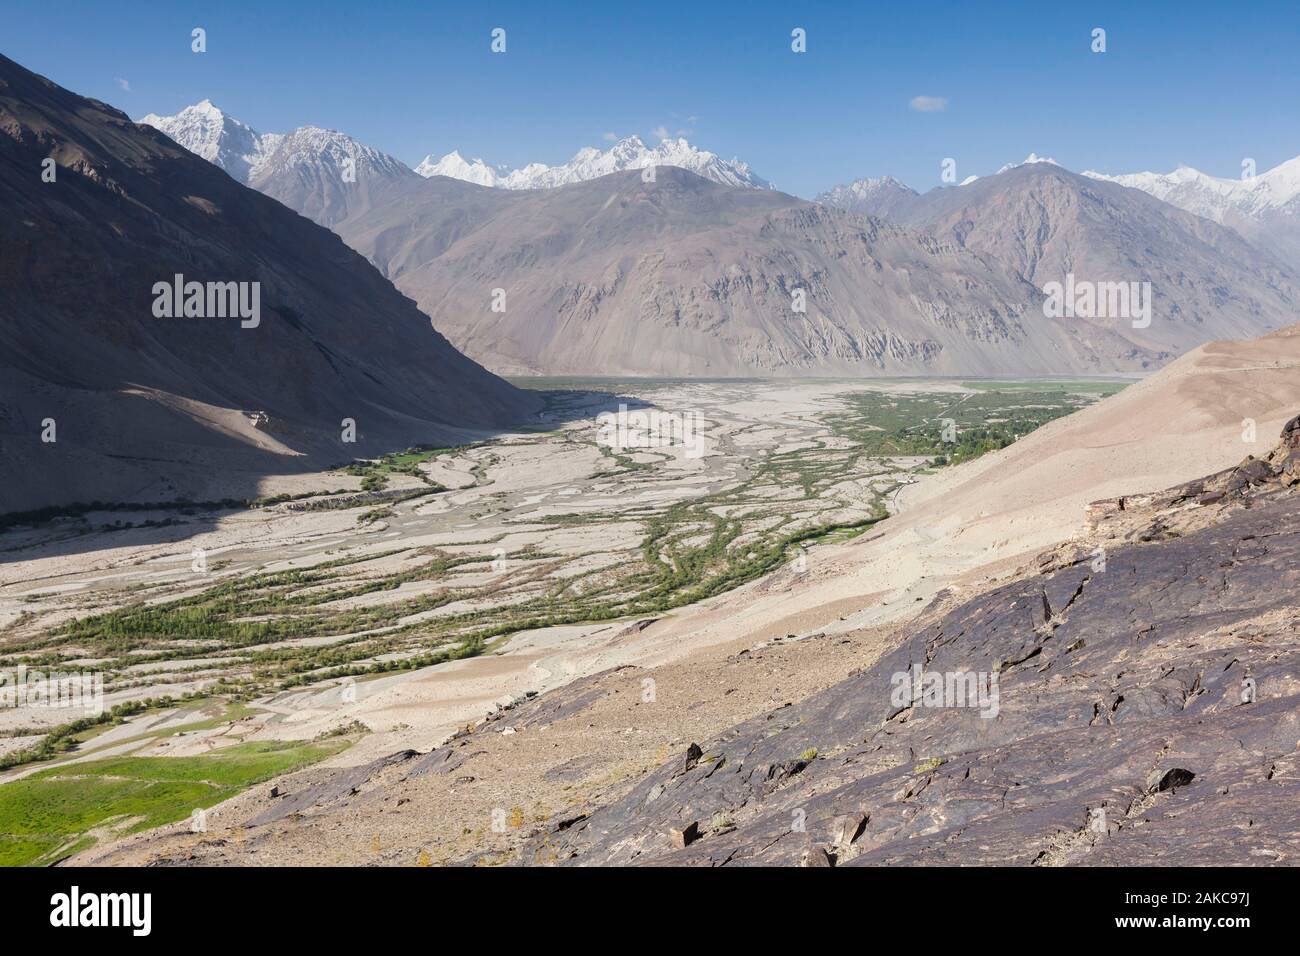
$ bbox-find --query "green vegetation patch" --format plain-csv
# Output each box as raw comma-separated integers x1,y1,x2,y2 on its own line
0,739,347,866
341,445,450,491
826,384,1128,467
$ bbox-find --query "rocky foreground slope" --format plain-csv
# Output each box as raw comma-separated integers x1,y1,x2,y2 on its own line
519,417,1300,865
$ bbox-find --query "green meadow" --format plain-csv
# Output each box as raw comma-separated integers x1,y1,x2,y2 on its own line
0,739,347,866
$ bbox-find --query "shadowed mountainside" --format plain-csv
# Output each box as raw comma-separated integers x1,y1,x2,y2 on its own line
0,54,538,514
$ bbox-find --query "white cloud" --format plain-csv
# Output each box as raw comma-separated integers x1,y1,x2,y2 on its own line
116,77,131,92
651,125,670,141
602,131,618,142
909,95,947,112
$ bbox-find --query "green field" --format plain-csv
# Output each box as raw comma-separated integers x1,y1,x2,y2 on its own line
0,739,348,866
341,445,451,491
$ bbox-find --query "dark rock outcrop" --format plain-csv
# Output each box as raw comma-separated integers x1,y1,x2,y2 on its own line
525,419,1300,866
243,750,420,828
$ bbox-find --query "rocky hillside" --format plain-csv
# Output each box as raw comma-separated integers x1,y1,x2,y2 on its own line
326,168,1132,377
310,164,1298,377
820,164,1300,367
519,416,1300,864
0,54,536,513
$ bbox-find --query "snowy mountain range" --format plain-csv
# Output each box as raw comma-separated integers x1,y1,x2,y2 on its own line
138,101,410,188
815,154,1061,210
140,98,1300,272
1082,158,1300,221
415,136,772,190
139,102,771,192
129,98,1298,380
145,100,1298,240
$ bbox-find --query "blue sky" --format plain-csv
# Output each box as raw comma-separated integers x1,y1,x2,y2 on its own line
7,0,1300,197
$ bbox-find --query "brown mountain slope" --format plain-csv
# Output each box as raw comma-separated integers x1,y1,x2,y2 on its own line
833,164,1300,365
323,168,1123,377
251,155,1300,377
0,55,537,514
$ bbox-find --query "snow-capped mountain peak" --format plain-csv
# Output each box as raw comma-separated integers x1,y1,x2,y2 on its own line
950,153,1060,188
413,150,507,186
607,135,647,160
415,134,772,191
139,103,406,187
813,175,919,215
257,125,410,183
139,100,272,183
